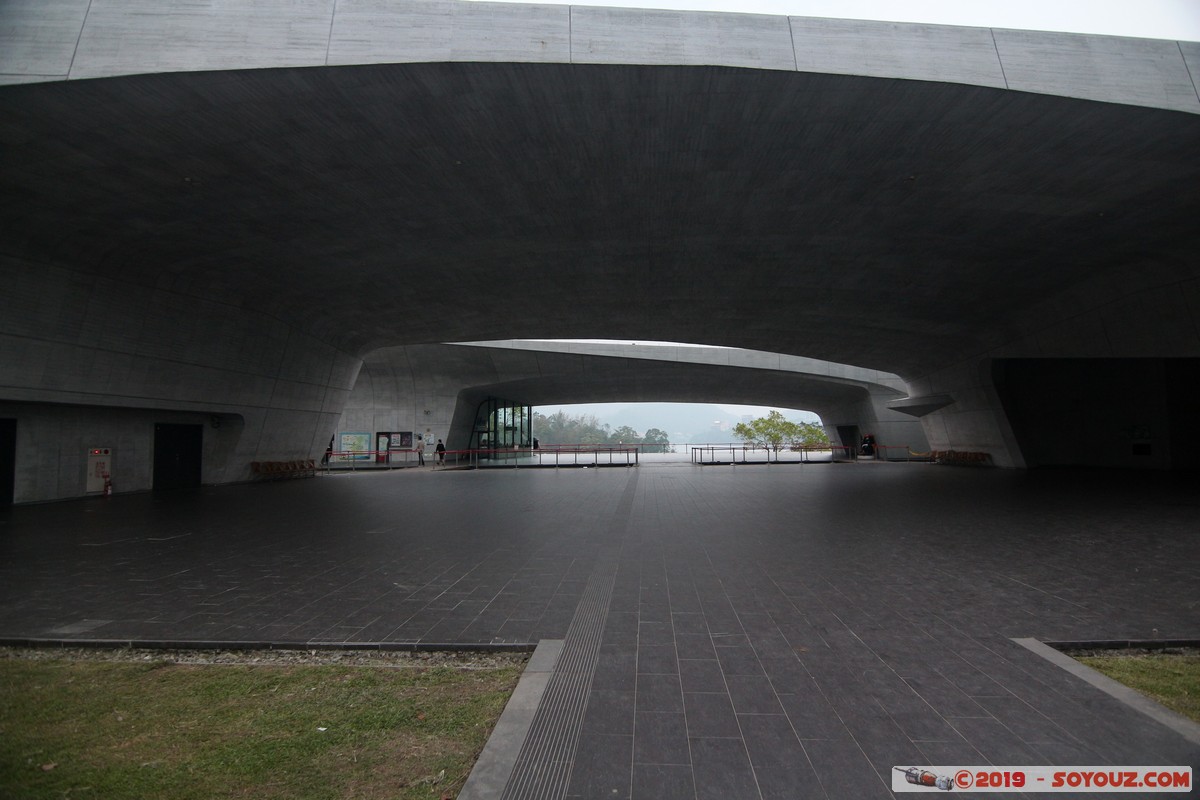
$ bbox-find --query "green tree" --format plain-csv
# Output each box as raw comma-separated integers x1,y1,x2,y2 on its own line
732,410,825,462
642,428,672,453
578,420,611,445
610,425,642,445
533,411,611,445
792,421,831,448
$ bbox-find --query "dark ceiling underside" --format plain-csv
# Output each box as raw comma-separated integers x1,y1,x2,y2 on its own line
2,62,1198,376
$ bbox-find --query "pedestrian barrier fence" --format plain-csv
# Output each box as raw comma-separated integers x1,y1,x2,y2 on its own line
690,444,931,464
457,445,640,468
316,442,948,472
319,446,640,470
691,444,834,464
322,449,423,470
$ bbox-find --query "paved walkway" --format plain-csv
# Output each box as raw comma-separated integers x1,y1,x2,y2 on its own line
1,463,1197,797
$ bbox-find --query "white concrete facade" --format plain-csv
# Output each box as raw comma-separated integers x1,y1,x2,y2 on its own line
3,1,1198,115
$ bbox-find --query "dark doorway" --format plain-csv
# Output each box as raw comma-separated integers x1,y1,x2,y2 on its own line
153,423,203,490
0,419,15,507
836,425,860,460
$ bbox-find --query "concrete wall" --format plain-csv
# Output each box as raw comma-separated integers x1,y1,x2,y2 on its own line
2,1,1197,115
0,403,244,501
335,347,457,454
0,256,361,502
910,269,1200,468
820,388,932,459
991,359,1194,470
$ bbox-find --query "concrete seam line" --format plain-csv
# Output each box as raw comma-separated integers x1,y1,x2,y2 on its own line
1011,637,1200,748
458,639,565,800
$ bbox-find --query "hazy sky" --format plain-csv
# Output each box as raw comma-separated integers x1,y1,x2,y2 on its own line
478,0,1200,41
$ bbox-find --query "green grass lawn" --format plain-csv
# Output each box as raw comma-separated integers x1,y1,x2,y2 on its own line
1075,650,1200,724
0,653,523,800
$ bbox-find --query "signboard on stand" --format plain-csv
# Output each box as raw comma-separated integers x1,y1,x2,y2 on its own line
338,432,370,461
382,431,414,464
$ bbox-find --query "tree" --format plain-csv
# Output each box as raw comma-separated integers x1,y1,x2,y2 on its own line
578,419,611,445
732,410,822,462
610,426,641,445
533,411,611,445
792,421,831,448
532,412,676,450
642,428,672,454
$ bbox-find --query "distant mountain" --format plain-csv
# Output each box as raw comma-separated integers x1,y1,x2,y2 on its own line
606,403,746,443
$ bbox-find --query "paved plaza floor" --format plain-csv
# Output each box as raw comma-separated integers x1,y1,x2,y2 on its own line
1,462,1197,797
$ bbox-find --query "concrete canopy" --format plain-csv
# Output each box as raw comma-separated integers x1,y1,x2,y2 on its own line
3,60,1198,376
338,341,928,452
3,1,1200,499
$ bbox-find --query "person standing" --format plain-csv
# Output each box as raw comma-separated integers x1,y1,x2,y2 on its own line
415,435,425,466
435,438,446,466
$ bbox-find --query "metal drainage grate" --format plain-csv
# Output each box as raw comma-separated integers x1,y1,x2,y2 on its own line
500,567,615,800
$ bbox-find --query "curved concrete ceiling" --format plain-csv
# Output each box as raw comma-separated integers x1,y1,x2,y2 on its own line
458,359,877,414
386,341,901,411
2,16,1199,381
353,342,926,448
456,339,907,386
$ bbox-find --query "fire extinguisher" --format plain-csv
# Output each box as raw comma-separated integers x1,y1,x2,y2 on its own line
102,472,113,497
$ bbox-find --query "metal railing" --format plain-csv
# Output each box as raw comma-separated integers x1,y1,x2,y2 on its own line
691,444,927,464
690,444,838,464
324,446,641,470
322,449,422,471
466,445,639,468
855,445,933,462
321,442,932,472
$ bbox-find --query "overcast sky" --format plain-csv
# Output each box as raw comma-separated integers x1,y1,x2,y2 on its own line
478,0,1200,41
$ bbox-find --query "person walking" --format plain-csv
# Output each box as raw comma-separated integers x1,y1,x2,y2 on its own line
435,439,446,466
415,436,425,466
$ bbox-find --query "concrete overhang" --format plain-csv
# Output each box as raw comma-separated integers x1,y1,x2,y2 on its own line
885,394,956,418
442,340,904,408
2,1,1199,382
349,341,930,449
457,340,906,385
460,360,878,411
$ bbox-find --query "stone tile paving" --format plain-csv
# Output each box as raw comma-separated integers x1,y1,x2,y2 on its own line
1,463,1198,797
